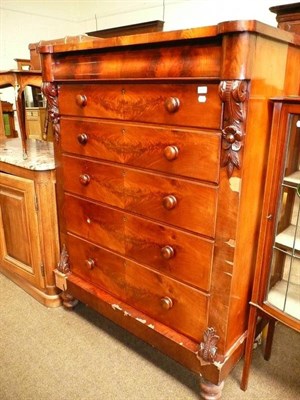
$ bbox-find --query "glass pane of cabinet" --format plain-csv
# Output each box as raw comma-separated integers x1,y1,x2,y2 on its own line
266,113,300,320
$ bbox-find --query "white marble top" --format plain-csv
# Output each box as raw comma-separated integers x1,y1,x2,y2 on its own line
0,138,55,171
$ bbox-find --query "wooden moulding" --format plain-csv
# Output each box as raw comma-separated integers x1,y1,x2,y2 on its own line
270,2,300,34
86,20,164,38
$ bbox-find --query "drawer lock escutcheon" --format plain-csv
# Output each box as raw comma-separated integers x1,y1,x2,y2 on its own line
164,145,179,161
79,174,91,186
160,297,173,310
77,133,88,145
161,245,175,260
163,195,177,210
165,97,180,113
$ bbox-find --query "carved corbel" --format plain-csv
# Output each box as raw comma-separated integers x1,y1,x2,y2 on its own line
219,80,248,178
54,244,78,309
197,327,224,365
53,244,70,291
42,82,60,142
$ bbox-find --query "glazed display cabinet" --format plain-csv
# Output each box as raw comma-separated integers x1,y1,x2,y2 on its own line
242,97,300,390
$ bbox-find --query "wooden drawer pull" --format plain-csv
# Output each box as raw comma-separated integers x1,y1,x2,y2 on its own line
161,245,175,259
160,296,173,310
85,258,95,270
76,94,87,107
164,145,179,161
77,133,88,145
79,174,90,186
165,97,180,113
163,195,177,210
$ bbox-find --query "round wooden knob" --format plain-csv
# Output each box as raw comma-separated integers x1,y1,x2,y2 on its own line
165,97,180,113
164,146,179,161
160,297,173,310
85,258,95,270
163,195,177,210
161,245,175,260
77,133,88,145
79,174,90,186
75,94,87,107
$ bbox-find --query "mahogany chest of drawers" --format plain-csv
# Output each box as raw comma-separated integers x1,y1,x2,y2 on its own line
38,20,300,398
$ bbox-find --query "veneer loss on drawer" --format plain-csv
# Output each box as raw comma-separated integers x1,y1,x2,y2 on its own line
65,194,213,291
67,233,209,342
58,82,222,129
62,155,218,237
60,118,221,183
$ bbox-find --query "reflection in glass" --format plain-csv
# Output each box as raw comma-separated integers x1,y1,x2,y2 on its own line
266,114,300,320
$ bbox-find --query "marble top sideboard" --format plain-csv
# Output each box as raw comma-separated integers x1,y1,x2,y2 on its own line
0,138,55,171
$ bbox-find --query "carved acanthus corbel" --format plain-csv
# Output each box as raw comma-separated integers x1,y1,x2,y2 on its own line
54,244,70,291
219,80,248,178
197,327,224,365
57,244,70,274
42,82,60,142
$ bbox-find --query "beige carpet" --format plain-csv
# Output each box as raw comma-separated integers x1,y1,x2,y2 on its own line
0,273,299,400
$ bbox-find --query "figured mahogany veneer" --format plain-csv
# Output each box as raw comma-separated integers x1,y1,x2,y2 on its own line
62,155,217,237
58,83,221,129
60,118,221,182
67,234,209,342
39,19,300,399
64,194,213,291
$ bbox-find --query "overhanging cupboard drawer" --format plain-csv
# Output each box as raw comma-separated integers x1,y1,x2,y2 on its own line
62,155,218,237
67,234,208,342
58,83,221,129
60,118,221,183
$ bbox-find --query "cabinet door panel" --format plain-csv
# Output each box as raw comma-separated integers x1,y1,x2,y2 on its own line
0,173,43,286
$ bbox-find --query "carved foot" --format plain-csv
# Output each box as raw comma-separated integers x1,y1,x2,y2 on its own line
60,292,78,310
199,377,224,400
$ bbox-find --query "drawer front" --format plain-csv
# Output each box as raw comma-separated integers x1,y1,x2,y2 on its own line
65,194,213,291
62,156,217,237
67,234,208,341
60,118,221,183
58,83,221,129
26,110,39,120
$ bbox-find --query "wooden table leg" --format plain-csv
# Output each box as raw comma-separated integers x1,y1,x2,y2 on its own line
264,318,276,361
15,85,27,158
241,305,259,391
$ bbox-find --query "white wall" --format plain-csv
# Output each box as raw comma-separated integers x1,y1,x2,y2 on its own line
0,0,298,70
77,0,298,33
0,0,80,70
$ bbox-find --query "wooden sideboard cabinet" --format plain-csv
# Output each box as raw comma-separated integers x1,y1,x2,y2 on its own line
38,20,300,398
0,140,61,307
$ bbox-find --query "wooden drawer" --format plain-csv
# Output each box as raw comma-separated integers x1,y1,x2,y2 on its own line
60,118,221,183
62,155,218,237
58,82,221,129
26,109,39,120
65,194,213,291
67,233,209,341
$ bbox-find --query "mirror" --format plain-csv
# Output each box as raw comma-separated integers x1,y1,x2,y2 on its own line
0,80,53,144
